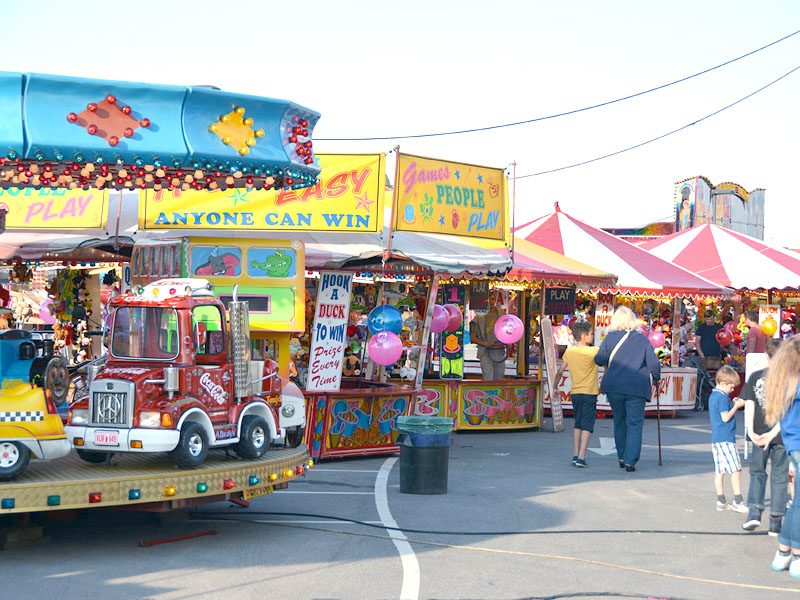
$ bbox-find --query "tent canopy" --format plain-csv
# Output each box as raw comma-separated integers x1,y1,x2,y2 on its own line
513,205,730,298
642,223,800,291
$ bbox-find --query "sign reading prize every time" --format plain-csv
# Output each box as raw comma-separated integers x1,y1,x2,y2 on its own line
306,271,354,392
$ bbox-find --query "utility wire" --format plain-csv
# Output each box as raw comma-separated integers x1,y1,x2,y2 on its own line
317,30,800,141
515,63,800,179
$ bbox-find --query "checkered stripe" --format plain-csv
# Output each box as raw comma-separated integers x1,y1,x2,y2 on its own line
0,411,45,422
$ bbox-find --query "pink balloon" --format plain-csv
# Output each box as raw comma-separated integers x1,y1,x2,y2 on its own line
443,304,463,331
494,314,524,344
725,320,737,331
430,304,449,333
39,298,56,325
368,331,403,366
648,331,665,348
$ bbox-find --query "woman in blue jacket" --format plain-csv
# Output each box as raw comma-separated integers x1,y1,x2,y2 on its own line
595,306,661,472
766,335,800,576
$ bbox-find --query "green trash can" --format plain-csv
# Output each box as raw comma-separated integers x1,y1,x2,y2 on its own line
396,416,453,495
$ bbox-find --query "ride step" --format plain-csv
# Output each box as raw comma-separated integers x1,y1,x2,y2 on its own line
0,524,50,550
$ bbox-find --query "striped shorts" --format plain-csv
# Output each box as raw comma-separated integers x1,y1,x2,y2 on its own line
711,441,741,474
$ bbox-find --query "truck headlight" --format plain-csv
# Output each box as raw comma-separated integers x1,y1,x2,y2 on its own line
139,411,161,428
281,404,296,418
70,408,88,425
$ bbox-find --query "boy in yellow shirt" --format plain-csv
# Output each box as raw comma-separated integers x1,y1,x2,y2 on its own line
555,321,600,467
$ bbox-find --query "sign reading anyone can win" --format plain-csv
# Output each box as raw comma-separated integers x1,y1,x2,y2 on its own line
307,271,353,392
394,153,506,241
0,187,107,229
139,154,384,233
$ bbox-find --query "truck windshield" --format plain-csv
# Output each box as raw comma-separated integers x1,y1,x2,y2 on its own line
111,306,180,360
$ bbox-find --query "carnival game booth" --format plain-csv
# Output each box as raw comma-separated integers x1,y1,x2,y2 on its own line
643,223,800,373
419,235,618,431
514,205,731,415
298,232,515,458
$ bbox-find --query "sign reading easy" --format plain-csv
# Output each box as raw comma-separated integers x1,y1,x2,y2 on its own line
544,286,576,315
307,271,353,392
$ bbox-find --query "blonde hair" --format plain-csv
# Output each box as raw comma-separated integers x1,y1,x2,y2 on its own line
715,365,740,387
766,335,800,425
608,306,641,332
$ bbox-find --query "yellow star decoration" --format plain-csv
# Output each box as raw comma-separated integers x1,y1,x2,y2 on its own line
208,106,265,156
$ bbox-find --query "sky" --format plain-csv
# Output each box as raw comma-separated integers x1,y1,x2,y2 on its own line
3,0,799,246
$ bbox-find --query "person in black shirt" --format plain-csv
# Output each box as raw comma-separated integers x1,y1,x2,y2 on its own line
694,310,724,371
742,338,789,535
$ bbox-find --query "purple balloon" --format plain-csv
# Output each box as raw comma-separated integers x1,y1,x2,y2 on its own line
648,331,666,348
494,314,524,344
430,304,449,333
368,331,403,366
443,304,463,331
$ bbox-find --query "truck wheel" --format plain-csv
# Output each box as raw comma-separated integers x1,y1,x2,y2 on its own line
234,416,269,459
0,442,31,480
77,449,113,464
285,426,304,448
169,423,208,468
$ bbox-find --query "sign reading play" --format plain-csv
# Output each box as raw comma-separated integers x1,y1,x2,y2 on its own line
0,187,107,229
139,154,384,233
394,153,506,241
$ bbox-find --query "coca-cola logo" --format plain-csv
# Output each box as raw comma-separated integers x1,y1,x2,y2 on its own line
199,372,227,406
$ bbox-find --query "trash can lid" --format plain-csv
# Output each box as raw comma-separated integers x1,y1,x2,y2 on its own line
397,416,453,433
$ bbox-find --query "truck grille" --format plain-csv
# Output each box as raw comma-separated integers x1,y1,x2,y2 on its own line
89,379,135,427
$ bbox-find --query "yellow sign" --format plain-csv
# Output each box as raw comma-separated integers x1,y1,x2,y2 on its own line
0,187,107,229
394,153,506,241
139,154,385,233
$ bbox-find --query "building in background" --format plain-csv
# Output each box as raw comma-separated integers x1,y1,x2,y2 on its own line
674,176,765,240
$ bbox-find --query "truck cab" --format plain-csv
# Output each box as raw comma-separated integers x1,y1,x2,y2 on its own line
65,279,305,468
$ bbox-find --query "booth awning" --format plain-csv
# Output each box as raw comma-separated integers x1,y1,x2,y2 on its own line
642,224,800,291
513,205,730,298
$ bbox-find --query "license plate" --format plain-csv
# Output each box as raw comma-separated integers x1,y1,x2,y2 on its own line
243,485,274,500
94,430,119,446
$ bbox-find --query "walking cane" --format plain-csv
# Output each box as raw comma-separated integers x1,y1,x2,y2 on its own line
655,382,663,467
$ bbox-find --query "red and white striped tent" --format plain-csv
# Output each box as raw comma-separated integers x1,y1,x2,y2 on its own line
642,223,800,290
513,205,729,298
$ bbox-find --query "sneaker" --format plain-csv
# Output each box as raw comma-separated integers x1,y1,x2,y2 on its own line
729,501,749,514
572,455,578,465
716,501,730,511
742,507,762,530
574,458,588,468
772,549,792,571
624,464,636,472
618,460,625,469
769,514,783,537
791,556,800,578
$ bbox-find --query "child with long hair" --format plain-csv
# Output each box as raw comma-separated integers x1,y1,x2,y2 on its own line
765,335,800,575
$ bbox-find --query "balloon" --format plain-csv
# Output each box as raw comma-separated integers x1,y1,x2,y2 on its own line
443,304,463,331
494,314,524,344
716,328,733,346
567,316,578,329
430,305,450,333
367,331,403,366
725,320,738,332
367,305,403,335
561,316,571,326
38,298,56,325
761,318,778,336
648,331,665,348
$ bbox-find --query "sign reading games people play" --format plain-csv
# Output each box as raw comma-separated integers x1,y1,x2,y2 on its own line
139,154,384,233
307,271,354,392
394,153,506,241
0,187,107,229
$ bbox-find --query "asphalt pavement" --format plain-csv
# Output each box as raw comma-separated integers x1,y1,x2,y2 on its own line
3,408,799,600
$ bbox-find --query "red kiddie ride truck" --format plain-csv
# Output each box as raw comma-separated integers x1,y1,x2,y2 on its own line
65,278,305,468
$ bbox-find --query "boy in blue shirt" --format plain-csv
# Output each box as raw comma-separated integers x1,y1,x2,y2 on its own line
709,365,747,512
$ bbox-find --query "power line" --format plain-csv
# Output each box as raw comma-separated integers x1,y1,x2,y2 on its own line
514,64,800,179
316,30,800,141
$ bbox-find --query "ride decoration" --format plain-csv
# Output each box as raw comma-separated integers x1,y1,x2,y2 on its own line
0,72,320,192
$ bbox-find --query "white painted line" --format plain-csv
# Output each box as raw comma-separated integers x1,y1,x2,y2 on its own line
253,520,384,525
310,469,381,473
274,491,374,495
376,457,419,600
